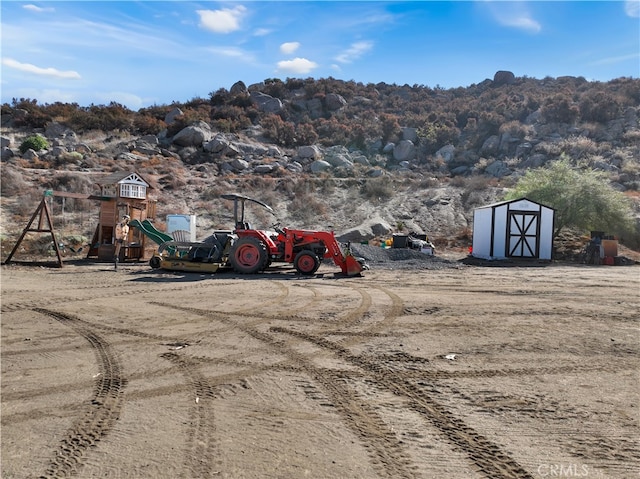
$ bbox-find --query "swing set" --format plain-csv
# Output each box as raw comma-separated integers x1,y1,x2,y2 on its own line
4,190,104,267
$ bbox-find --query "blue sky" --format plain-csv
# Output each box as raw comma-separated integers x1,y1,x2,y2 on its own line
1,1,639,110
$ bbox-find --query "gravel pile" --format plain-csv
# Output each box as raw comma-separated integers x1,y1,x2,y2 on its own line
347,243,466,271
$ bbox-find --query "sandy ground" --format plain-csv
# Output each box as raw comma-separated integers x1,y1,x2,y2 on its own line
1,259,639,479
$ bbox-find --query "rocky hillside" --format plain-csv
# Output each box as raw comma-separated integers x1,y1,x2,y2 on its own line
1,73,639,258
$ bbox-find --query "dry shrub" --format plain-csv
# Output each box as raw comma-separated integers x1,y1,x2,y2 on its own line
499,120,533,139
622,129,640,146
361,177,394,201
200,183,231,202
45,173,94,196
465,175,494,191
559,135,599,159
12,194,40,216
55,151,83,167
287,191,328,225
14,156,51,169
1,167,33,197
159,173,187,190
448,175,468,187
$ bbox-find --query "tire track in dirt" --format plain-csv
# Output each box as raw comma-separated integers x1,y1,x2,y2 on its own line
33,308,127,479
272,327,534,479
339,285,404,344
0,281,239,313
160,351,220,479
156,301,418,479
28,309,224,478
368,351,626,378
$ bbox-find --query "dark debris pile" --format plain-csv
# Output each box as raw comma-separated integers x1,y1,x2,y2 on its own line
347,244,465,271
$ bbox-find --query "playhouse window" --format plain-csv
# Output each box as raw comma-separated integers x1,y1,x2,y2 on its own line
120,183,146,199
102,184,116,197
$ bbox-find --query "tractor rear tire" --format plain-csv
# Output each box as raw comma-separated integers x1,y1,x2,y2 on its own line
229,236,268,274
294,250,320,275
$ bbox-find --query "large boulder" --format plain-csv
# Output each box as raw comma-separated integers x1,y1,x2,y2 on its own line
351,153,370,166
337,227,372,243
50,146,67,157
1,147,14,160
366,168,384,178
230,158,250,171
435,144,455,163
251,92,283,113
172,121,213,147
305,98,324,119
493,70,516,86
164,107,183,125
298,145,322,160
485,160,512,177
520,153,547,169
310,160,332,173
230,81,248,95
337,218,393,242
287,161,304,173
393,140,416,162
325,146,354,169
204,134,229,154
44,122,67,138
480,135,500,156
325,93,347,111
402,127,418,142
22,149,39,160
255,164,276,174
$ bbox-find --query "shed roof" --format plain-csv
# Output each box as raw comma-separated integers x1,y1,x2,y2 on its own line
95,171,152,188
475,197,554,211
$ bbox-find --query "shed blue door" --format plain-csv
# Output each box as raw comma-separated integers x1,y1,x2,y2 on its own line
507,211,540,258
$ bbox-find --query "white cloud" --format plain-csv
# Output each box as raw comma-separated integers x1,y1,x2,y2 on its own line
254,28,272,37
197,6,247,34
2,58,81,79
589,52,640,66
23,4,55,13
276,58,318,74
335,41,374,64
484,1,541,34
280,42,300,55
503,15,541,33
625,0,640,18
95,91,145,109
205,46,251,59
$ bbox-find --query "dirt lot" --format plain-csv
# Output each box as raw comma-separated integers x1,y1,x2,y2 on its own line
1,259,639,479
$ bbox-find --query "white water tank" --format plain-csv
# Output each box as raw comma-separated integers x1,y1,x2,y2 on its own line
166,214,196,242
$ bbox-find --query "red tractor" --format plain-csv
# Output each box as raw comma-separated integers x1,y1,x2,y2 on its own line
222,194,367,276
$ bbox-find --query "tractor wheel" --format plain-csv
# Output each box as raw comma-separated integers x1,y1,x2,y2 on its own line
149,256,161,269
229,236,268,274
294,250,320,275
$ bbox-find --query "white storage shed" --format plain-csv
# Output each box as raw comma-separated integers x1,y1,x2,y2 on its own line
472,198,555,260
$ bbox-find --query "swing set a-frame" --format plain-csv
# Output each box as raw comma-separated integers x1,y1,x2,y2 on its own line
4,190,104,267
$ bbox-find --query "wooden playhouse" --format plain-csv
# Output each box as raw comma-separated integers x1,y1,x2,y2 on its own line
87,171,158,262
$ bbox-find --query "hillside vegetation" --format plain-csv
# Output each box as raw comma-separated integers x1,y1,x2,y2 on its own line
1,72,639,257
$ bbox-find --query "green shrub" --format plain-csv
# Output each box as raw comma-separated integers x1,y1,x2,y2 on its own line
19,135,49,153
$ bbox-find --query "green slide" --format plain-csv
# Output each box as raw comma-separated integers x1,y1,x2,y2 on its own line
130,219,174,245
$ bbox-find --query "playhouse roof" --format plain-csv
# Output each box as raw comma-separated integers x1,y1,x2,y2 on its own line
96,171,152,188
